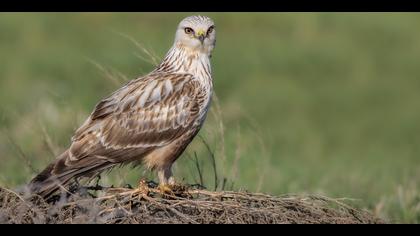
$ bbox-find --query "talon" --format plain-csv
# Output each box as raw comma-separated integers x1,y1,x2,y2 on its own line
158,183,174,195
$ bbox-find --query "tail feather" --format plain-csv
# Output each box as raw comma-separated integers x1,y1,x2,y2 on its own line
28,150,112,199
28,150,71,198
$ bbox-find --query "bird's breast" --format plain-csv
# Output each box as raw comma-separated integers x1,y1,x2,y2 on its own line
194,76,213,126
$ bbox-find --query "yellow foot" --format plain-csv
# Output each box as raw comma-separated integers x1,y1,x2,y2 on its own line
158,183,174,196
157,183,191,198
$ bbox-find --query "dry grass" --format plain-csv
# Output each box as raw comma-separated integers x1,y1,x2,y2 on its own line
0,182,384,224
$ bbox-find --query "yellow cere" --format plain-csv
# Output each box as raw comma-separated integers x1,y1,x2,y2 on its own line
196,29,206,36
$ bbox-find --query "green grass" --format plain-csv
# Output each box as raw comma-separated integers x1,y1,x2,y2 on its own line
1,13,420,223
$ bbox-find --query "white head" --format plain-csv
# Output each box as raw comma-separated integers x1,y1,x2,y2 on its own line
174,15,216,56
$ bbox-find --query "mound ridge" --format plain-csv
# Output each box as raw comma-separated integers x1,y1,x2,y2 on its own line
0,182,384,224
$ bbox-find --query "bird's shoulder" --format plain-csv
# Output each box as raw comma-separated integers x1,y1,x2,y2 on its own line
94,72,198,118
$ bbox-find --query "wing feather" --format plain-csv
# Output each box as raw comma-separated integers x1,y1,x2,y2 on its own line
67,72,201,165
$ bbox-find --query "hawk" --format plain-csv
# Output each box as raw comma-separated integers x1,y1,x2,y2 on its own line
29,15,216,198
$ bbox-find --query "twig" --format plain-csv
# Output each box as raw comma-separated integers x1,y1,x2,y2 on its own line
198,135,218,191
85,58,125,86
141,194,199,224
39,123,59,158
110,30,160,66
3,132,37,175
193,152,204,187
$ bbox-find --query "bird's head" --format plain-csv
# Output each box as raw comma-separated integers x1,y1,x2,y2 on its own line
174,15,216,56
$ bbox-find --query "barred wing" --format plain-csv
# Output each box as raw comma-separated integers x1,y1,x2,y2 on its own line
66,72,201,165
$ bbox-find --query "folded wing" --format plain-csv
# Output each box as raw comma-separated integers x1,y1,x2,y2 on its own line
57,72,201,171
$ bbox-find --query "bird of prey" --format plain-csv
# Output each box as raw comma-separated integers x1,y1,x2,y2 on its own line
29,15,216,198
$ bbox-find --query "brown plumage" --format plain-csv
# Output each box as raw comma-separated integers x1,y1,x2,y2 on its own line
29,15,216,198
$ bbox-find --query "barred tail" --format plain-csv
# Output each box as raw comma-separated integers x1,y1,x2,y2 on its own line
28,150,76,199
28,150,115,199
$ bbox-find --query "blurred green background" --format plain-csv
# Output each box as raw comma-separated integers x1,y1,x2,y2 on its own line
0,13,419,223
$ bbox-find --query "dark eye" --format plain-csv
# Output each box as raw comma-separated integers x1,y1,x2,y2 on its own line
184,27,194,34
207,26,214,34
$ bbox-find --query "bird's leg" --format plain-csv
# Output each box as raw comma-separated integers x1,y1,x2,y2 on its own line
157,166,175,194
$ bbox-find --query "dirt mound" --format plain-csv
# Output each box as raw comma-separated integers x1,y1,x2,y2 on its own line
0,183,384,224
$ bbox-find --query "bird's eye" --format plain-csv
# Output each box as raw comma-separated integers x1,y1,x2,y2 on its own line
184,27,194,34
207,26,214,34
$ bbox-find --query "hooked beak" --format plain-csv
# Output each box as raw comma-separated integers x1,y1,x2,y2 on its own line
196,30,206,44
